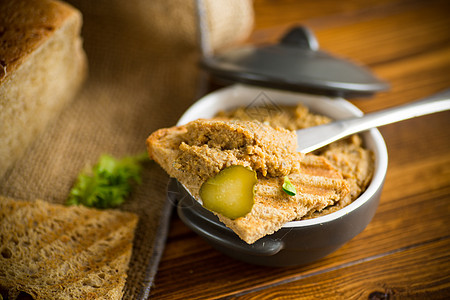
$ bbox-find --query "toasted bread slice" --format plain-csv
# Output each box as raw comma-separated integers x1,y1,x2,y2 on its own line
147,119,349,244
0,197,138,300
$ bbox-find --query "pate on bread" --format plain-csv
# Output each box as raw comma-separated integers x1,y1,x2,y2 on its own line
147,119,350,244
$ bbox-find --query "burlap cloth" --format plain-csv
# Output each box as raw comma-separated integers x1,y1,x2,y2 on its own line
0,0,253,298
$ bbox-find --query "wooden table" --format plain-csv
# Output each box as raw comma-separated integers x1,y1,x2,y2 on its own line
149,0,450,298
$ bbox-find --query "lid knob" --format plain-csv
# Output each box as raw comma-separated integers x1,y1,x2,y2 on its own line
280,26,319,51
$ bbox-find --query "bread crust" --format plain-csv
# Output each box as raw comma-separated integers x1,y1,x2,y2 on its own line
0,0,82,82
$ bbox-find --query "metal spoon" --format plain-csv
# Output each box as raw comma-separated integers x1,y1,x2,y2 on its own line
296,89,450,153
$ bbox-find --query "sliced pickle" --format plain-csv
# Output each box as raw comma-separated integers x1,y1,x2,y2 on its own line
199,165,257,220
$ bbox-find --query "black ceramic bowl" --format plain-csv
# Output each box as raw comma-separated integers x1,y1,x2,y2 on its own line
169,84,388,267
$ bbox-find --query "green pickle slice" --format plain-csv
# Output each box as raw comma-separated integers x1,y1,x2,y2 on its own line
199,165,257,220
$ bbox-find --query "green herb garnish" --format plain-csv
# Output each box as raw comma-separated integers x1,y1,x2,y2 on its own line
282,175,297,196
66,153,149,208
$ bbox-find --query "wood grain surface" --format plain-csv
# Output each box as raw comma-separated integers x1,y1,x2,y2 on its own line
148,0,450,298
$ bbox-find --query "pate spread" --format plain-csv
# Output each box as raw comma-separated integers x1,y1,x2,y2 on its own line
216,103,375,219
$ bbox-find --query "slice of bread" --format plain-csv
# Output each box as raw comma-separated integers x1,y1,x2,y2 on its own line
147,119,349,244
0,197,138,300
0,0,87,178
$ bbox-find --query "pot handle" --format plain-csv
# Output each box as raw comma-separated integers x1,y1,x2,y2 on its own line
177,194,284,256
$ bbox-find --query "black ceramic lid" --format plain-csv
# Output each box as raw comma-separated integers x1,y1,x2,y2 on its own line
201,26,389,98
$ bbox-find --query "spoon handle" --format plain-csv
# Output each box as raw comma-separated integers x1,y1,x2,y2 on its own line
296,88,450,153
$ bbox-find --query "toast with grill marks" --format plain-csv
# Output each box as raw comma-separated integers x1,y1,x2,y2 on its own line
0,197,138,300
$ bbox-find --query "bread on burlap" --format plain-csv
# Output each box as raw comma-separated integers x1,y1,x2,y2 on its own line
147,119,349,244
0,197,138,300
0,0,87,178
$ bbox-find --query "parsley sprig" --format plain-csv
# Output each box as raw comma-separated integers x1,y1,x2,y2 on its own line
66,153,149,208
282,175,297,196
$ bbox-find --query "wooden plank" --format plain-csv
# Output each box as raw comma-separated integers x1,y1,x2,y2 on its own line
252,0,418,30
378,113,450,167
234,238,450,299
149,183,449,299
355,46,450,113
314,2,450,65
158,218,212,261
